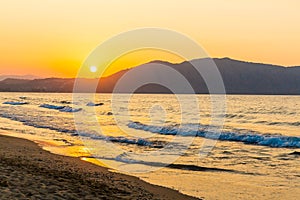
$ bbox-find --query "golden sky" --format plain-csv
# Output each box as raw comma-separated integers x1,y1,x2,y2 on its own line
0,0,300,78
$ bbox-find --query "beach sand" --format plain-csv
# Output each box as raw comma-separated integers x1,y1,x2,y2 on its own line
0,134,198,200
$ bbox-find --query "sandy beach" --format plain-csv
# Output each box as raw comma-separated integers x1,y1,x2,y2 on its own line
0,134,198,200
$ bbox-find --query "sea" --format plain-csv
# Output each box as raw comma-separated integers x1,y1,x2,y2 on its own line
0,93,299,199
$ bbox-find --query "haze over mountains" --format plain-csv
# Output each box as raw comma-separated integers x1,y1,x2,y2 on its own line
0,74,41,81
1,58,300,94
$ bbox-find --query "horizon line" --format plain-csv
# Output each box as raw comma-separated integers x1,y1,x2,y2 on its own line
1,57,300,79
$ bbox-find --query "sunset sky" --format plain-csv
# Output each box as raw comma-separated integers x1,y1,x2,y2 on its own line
0,0,300,78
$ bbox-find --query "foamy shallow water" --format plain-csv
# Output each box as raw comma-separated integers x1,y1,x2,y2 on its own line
0,93,299,199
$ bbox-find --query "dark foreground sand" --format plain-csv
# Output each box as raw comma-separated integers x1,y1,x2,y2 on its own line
0,134,198,200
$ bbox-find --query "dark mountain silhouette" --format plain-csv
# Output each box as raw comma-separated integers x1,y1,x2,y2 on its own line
0,58,299,94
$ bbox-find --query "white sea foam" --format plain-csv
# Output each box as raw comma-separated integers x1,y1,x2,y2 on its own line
40,104,82,112
128,121,300,148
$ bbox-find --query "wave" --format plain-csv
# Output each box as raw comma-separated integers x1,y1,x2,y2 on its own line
3,101,28,105
128,121,300,148
92,154,253,174
0,112,158,148
59,107,82,113
255,120,300,127
86,102,104,107
75,132,160,147
60,100,71,104
40,104,82,112
40,104,65,110
289,151,300,156
218,114,245,119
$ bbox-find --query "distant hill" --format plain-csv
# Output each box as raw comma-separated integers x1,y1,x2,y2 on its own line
0,74,41,81
0,58,300,94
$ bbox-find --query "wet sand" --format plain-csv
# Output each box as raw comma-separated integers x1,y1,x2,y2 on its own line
0,134,199,200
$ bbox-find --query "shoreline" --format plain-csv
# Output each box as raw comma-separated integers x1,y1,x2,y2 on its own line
0,134,199,200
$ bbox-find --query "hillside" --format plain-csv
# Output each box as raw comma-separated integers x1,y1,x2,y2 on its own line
0,58,299,94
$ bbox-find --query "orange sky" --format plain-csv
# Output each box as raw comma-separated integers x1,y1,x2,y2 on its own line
0,0,300,78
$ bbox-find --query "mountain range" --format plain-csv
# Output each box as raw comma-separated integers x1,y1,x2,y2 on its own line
0,74,41,81
0,58,299,94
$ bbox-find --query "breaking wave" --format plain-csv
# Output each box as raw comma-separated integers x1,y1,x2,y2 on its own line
40,104,82,112
128,121,300,148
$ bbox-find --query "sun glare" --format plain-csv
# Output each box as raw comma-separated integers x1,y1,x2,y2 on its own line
90,66,97,73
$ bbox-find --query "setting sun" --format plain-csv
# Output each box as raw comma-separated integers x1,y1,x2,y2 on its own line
1,0,300,78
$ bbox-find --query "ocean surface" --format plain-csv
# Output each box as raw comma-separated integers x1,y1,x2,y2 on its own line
0,93,299,199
